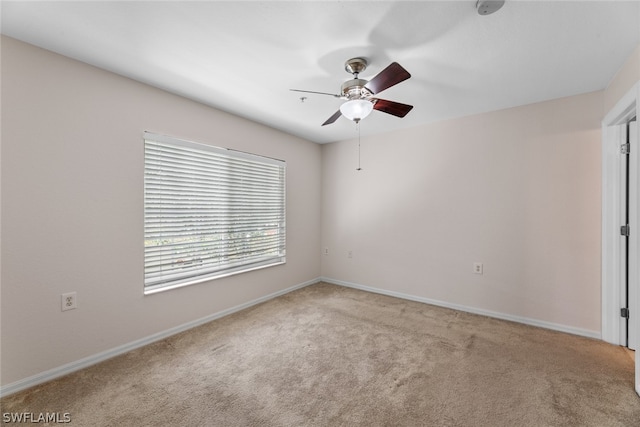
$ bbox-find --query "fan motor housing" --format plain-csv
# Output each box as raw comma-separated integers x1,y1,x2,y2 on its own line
341,78,371,100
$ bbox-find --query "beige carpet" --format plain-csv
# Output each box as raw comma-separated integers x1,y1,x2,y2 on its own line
2,282,639,426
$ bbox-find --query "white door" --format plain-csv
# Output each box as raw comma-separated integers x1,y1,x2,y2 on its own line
626,120,638,351
630,120,639,396
600,83,639,397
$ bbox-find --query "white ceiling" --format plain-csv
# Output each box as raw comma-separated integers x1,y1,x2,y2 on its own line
2,1,639,144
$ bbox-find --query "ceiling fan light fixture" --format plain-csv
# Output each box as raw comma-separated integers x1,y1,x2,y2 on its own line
340,99,373,122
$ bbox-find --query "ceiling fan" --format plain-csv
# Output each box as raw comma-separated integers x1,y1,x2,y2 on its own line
291,58,414,126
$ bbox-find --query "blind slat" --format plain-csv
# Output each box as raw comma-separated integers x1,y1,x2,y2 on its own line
144,134,286,291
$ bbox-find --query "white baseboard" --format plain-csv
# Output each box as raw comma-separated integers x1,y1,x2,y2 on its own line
320,276,601,340
0,277,321,398
2,276,601,397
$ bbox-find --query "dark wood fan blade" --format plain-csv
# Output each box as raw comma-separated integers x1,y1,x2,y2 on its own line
372,99,414,118
290,89,341,98
364,62,411,95
322,110,342,126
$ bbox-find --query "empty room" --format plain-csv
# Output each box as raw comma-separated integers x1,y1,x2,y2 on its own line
2,1,640,425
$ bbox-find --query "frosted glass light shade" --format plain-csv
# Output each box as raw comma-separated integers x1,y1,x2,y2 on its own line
340,99,373,122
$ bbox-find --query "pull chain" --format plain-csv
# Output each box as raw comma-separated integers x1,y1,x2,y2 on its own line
356,121,362,171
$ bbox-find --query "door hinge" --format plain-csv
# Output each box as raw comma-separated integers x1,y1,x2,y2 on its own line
621,143,630,155
621,225,630,236
621,307,630,319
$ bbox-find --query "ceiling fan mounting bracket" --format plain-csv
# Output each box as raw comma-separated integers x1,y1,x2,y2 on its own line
344,58,368,77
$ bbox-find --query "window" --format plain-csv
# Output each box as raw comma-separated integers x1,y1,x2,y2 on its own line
143,132,285,294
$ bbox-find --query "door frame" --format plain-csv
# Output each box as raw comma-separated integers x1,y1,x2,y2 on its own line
601,81,639,396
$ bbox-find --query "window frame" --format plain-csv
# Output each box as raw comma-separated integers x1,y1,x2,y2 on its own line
143,132,286,294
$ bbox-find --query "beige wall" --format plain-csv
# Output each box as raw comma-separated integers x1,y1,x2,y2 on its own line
3,34,638,391
604,43,640,113
0,36,321,386
321,91,603,335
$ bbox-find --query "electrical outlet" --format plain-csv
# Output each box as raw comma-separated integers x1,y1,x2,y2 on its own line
61,292,77,311
348,250,353,259
323,247,329,256
473,262,483,275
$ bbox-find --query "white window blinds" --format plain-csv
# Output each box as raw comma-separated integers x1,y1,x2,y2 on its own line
144,132,286,293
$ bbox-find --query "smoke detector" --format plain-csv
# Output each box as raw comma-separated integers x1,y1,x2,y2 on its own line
476,0,505,15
